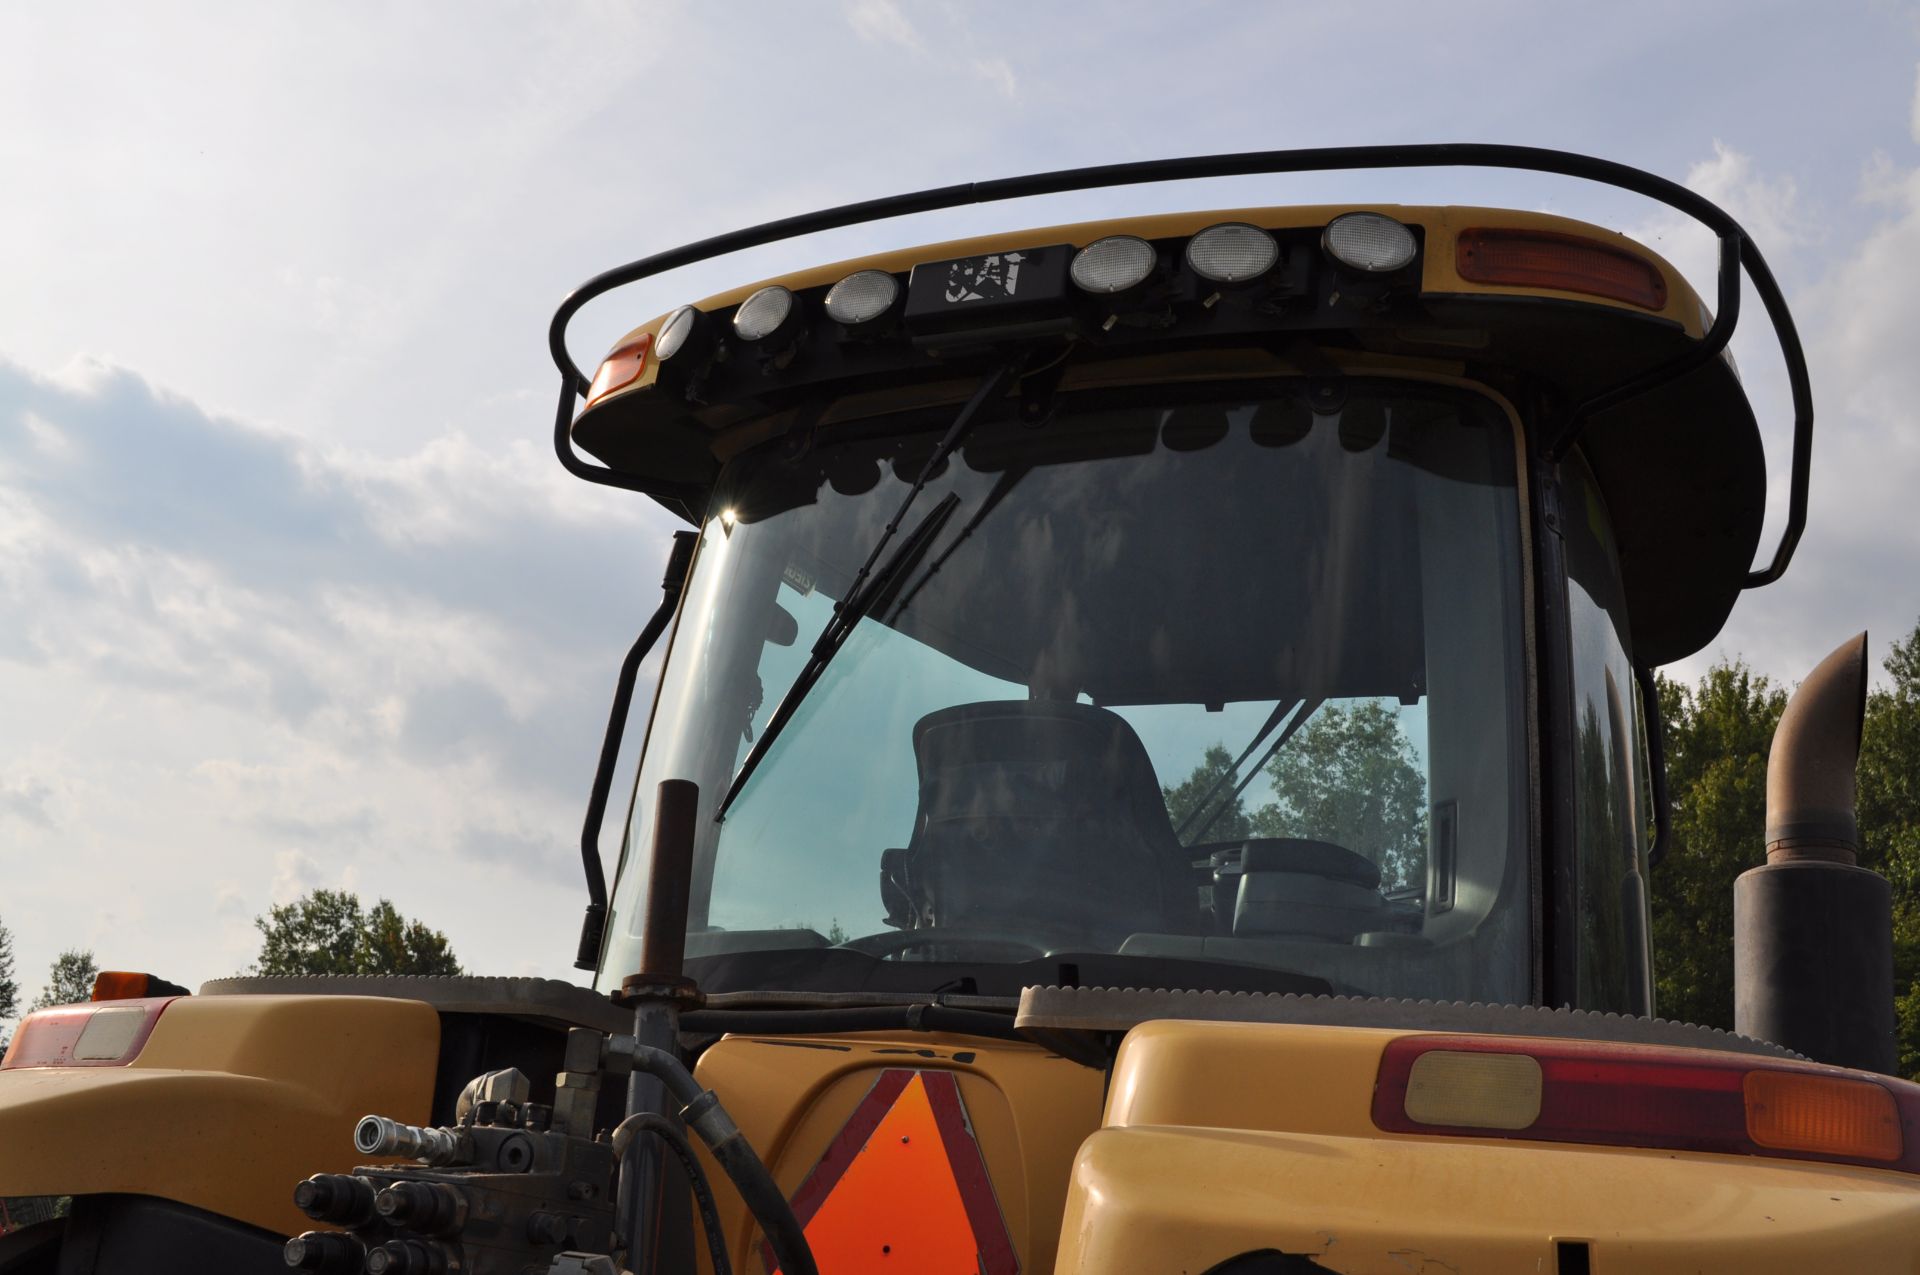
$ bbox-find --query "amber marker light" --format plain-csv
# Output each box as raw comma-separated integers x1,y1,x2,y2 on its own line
584,332,653,409
91,970,153,1001
1456,228,1669,310
1745,1070,1903,1163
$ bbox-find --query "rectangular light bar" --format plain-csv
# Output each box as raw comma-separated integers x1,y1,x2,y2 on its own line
1373,1035,1916,1174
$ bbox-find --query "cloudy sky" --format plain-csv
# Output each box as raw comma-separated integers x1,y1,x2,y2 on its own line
3,2,1919,1009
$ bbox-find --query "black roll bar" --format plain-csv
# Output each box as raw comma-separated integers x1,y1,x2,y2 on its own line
548,143,1812,589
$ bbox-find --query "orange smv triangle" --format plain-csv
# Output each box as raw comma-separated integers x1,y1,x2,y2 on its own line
770,1069,1017,1275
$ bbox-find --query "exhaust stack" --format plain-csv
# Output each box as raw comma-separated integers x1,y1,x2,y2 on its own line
1734,633,1895,1073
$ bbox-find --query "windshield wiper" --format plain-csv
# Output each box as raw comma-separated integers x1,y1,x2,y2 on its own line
1187,697,1324,843
1173,697,1299,843
715,358,1020,819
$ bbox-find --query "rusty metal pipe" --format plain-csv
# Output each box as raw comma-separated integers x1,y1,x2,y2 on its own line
1736,632,1895,1073
1764,632,1869,864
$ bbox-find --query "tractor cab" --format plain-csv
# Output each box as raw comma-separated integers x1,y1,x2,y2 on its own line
561,150,1802,1024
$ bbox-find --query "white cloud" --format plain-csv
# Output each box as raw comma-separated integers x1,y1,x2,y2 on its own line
0,355,679,988
846,0,923,53
973,57,1018,101
0,776,53,829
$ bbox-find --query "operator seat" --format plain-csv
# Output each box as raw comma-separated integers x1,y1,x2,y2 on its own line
892,700,1194,947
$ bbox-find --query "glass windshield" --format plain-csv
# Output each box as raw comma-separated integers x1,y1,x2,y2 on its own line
604,377,1530,1002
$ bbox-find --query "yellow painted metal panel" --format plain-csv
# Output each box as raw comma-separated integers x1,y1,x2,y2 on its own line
0,995,438,1236
1057,1123,1920,1274
692,1032,1104,1275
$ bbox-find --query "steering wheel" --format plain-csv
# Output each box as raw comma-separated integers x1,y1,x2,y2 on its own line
839,927,1052,960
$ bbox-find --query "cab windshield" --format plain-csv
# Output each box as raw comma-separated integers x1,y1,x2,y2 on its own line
604,377,1530,1003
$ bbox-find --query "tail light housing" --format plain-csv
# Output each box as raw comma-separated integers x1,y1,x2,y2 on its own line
1456,228,1669,310
1373,1035,1918,1174
0,998,177,1069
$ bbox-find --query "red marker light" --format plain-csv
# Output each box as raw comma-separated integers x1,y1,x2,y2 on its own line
1457,228,1669,310
1373,1035,1916,1174
1,998,176,1069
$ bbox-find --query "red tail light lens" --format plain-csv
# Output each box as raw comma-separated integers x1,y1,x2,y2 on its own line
0,998,176,1069
1456,228,1669,310
1374,1035,1916,1174
584,333,653,409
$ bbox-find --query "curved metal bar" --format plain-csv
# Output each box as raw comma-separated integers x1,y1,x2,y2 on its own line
548,142,1813,586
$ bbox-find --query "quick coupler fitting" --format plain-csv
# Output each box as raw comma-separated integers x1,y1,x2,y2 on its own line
354,1114,473,1166
374,1180,467,1236
365,1238,456,1275
282,1230,366,1273
292,1173,377,1228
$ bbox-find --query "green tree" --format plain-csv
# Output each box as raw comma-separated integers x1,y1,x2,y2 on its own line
1649,662,1785,1032
1161,744,1256,844
0,915,18,1052
30,950,99,1011
252,889,462,977
1858,620,1920,1077
1254,701,1428,888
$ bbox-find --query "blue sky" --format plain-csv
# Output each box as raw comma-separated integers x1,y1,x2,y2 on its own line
3,2,1920,1007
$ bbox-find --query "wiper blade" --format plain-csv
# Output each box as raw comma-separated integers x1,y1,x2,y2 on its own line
1188,697,1324,844
715,359,1020,819
1173,697,1299,843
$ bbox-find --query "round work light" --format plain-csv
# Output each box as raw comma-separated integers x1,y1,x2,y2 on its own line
1186,223,1279,283
732,286,795,341
655,306,699,360
1323,213,1418,273
823,270,900,325
1070,236,1156,294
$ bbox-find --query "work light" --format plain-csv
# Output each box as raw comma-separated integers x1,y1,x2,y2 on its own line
824,270,900,325
1186,223,1278,283
1070,236,1156,294
1323,213,1418,273
655,306,699,360
733,286,795,340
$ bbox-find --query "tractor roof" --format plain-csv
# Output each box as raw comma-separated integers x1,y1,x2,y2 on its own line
547,147,1810,667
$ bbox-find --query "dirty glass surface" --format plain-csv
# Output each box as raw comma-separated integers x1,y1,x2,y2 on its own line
603,378,1530,1004
1563,453,1656,1015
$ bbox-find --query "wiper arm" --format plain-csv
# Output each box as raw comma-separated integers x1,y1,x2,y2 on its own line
1188,697,1324,844
1174,697,1299,844
715,358,1020,819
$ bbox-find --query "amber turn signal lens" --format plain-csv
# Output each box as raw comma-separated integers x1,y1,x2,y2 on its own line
1456,228,1668,311
585,333,653,408
91,970,152,1001
1745,1070,1903,1163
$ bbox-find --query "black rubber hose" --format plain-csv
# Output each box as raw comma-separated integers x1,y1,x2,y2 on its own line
627,1047,818,1275
612,1113,732,1275
679,1004,1030,1044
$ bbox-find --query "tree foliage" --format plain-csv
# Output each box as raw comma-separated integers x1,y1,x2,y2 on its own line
1162,701,1428,887
1259,701,1427,889
252,889,461,977
0,916,17,1051
1858,624,1920,1077
1648,662,1785,1033
1162,744,1255,843
30,950,99,1012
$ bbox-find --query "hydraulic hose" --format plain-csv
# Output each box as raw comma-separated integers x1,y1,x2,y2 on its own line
611,1113,732,1275
624,1045,818,1275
